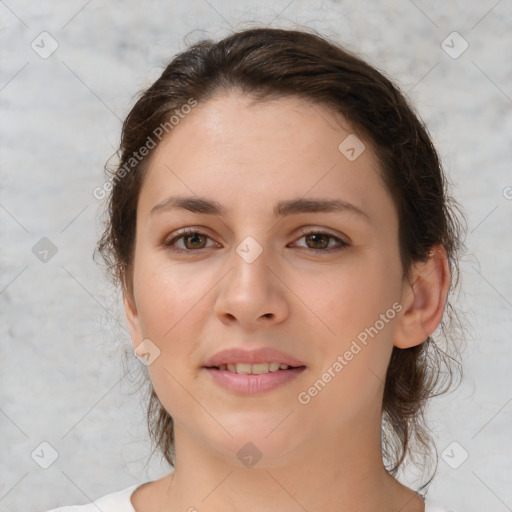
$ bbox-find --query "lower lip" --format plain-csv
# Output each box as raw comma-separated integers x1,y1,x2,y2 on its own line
204,367,306,395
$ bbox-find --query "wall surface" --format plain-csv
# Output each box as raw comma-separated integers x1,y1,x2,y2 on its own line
1,1,511,511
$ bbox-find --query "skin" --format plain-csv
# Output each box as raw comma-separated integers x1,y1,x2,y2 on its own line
124,91,451,512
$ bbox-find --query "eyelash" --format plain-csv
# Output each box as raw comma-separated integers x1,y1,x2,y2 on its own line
162,228,349,254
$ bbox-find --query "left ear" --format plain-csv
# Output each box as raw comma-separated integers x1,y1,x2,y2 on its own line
394,244,451,349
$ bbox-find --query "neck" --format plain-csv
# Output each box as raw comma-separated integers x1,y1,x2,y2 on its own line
161,415,422,512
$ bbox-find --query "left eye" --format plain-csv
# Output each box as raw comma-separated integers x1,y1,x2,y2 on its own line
162,229,349,253
293,231,348,252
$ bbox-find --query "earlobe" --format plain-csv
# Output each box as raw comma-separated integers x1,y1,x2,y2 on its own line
394,245,451,349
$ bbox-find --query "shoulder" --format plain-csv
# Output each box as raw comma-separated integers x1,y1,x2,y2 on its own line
44,484,141,512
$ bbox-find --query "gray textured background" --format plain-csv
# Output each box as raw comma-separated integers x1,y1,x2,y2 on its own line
1,1,511,511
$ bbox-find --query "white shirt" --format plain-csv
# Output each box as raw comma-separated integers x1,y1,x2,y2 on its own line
45,483,458,512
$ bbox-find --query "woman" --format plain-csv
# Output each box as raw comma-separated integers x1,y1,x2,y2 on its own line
48,26,465,512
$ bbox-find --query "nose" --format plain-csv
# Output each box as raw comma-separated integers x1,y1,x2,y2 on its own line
213,242,289,331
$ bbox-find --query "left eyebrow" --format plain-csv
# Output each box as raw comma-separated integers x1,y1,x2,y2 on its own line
149,195,370,221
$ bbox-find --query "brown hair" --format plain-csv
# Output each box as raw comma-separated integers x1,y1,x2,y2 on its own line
95,26,466,491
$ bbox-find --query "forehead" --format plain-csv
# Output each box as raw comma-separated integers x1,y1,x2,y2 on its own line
137,91,395,225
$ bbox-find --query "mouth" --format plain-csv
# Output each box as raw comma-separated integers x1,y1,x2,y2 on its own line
202,347,307,394
203,364,306,395
205,362,305,374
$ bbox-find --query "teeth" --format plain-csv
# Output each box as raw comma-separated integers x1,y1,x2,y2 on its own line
217,362,291,374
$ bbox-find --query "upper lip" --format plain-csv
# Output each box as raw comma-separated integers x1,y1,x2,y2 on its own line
203,347,306,368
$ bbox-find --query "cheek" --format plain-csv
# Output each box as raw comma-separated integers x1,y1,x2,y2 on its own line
134,263,211,420
134,254,225,364
292,254,401,388
135,253,210,339
292,256,399,340
294,265,398,427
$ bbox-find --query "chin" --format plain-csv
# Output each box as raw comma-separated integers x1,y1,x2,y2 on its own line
203,418,307,468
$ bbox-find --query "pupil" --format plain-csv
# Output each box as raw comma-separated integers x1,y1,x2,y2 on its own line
308,234,328,249
187,234,204,248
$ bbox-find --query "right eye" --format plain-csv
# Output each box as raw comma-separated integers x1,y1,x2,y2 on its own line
162,228,219,253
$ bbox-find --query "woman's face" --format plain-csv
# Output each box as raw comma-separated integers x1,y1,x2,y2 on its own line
125,91,407,465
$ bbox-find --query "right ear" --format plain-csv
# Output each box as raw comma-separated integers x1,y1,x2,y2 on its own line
123,286,143,351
